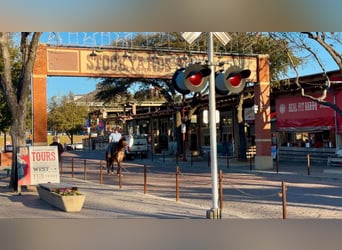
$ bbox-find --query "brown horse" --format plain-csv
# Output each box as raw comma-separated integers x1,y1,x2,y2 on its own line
105,136,127,175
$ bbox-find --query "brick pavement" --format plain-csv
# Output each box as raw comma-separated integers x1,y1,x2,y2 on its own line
0,149,341,219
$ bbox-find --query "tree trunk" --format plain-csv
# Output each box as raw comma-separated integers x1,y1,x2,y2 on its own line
9,106,28,190
0,32,42,191
237,94,247,160
238,122,247,160
174,105,198,155
175,110,182,155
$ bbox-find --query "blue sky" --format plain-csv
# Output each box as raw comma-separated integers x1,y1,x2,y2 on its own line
42,32,133,100
47,77,100,100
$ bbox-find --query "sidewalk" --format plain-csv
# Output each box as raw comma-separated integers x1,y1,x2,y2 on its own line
0,173,240,219
0,149,341,219
129,151,342,183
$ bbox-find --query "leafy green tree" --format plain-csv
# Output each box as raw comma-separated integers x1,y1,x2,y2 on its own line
0,93,12,148
0,32,42,190
0,34,19,149
48,92,88,144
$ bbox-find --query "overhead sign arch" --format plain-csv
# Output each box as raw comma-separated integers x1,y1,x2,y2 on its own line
32,44,261,144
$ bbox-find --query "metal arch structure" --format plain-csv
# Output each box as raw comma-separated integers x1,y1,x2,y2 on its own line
32,43,262,145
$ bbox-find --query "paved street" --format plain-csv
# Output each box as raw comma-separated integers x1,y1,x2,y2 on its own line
1,149,341,219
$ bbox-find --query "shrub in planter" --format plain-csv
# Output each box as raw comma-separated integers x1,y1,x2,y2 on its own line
37,184,86,212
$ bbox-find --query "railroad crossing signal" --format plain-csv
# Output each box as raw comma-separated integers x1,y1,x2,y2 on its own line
215,66,251,95
172,64,211,94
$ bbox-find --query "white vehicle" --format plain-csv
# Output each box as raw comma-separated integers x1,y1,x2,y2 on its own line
66,142,84,151
125,134,148,159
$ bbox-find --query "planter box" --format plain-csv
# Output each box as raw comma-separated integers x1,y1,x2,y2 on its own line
37,183,86,212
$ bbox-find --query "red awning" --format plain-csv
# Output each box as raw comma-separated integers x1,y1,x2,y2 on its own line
276,94,335,131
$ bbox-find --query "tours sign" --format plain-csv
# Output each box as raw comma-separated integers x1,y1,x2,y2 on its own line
17,146,60,186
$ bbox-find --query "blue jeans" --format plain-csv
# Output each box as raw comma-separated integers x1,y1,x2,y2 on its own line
108,142,118,156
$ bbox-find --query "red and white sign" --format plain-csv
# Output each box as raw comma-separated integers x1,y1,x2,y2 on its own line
276,94,335,131
17,146,60,186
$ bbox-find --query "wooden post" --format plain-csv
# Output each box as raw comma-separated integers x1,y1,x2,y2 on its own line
282,181,287,219
144,164,147,194
208,151,210,168
71,158,74,178
60,157,63,175
119,168,122,189
100,160,103,185
84,159,87,180
307,154,311,176
219,169,223,218
176,166,180,201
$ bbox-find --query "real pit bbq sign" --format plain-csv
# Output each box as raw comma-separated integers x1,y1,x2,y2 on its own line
17,146,60,186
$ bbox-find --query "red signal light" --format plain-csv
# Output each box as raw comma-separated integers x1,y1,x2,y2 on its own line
173,64,211,94
227,73,242,87
215,66,251,95
184,64,211,93
188,72,203,86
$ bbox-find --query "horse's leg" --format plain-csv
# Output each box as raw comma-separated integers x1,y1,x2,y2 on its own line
105,150,109,173
111,158,115,174
105,153,109,174
106,152,113,175
117,161,121,176
107,158,111,175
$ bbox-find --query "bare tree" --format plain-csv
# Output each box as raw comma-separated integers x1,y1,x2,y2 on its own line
0,32,42,190
275,32,342,117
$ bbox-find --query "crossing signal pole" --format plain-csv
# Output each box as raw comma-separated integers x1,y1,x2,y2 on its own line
206,32,220,219
181,32,231,219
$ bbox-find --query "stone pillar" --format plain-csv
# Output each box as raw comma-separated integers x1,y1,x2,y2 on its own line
254,55,272,169
32,44,48,145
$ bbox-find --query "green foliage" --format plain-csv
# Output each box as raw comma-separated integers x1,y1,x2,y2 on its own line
0,33,34,133
225,32,302,83
0,36,22,132
94,78,135,103
0,93,12,132
48,92,88,137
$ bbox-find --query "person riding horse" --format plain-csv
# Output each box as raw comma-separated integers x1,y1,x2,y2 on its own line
106,136,127,175
107,128,121,158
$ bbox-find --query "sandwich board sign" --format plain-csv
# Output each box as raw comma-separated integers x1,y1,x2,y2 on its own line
17,146,60,187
